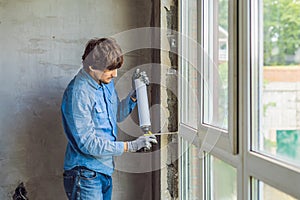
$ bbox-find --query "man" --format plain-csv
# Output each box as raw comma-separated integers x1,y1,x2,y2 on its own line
61,37,157,200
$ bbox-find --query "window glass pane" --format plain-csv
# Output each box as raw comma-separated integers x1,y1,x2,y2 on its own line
180,140,201,200
254,0,300,166
180,139,189,200
188,145,201,199
181,0,198,128
203,0,229,130
252,179,297,200
208,155,237,200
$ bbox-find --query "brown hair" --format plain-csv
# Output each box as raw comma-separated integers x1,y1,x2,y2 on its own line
82,38,123,70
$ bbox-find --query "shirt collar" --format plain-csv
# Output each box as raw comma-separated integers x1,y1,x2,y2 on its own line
79,67,102,90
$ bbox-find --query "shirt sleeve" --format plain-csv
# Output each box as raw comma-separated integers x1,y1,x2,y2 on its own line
117,90,137,122
63,89,125,157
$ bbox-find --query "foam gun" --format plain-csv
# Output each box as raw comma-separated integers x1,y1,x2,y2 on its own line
133,69,152,136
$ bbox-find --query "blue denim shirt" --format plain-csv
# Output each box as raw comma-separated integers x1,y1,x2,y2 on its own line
61,68,136,176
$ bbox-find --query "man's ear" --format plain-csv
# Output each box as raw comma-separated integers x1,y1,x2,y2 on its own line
89,65,95,71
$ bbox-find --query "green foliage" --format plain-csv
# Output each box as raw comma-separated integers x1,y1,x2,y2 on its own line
264,138,277,149
219,0,229,31
263,102,276,116
264,0,300,66
213,158,237,199
218,62,228,126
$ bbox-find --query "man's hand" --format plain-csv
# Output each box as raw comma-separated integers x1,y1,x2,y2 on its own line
131,69,150,98
127,135,157,152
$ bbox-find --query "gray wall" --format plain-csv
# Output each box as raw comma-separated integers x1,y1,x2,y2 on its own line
0,0,152,199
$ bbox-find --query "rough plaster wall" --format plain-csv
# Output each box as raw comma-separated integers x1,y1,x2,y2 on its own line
0,0,152,199
160,0,178,199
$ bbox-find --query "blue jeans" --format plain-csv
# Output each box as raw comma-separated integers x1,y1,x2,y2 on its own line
63,166,112,200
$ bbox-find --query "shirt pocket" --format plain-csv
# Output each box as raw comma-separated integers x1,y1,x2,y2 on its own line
107,93,118,115
93,103,109,127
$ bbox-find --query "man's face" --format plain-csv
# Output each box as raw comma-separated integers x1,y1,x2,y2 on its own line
92,68,117,84
100,69,117,84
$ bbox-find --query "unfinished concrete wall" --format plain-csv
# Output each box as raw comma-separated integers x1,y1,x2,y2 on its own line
160,0,179,199
0,0,152,199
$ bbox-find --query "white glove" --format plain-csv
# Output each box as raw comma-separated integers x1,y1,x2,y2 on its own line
127,135,157,152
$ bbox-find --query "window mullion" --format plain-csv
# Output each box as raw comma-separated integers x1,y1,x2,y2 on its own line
247,152,300,199
239,0,251,199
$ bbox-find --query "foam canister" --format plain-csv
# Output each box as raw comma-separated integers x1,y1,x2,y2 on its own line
134,78,151,131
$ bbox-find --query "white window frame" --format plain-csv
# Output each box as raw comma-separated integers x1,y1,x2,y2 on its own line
178,0,300,199
246,0,300,199
178,0,199,145
198,0,238,155
179,0,240,199
178,0,202,199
